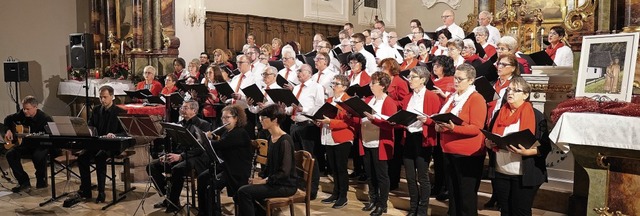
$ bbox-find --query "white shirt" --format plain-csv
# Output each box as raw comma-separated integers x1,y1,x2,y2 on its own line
553,46,574,67
433,45,448,56
278,64,300,86
375,43,403,64
349,70,363,86
485,25,501,46
362,95,387,148
177,69,189,80
248,82,281,114
250,62,267,88
496,120,523,175
328,51,342,72
453,55,465,67
436,23,465,40
311,67,337,98
406,88,426,133
227,71,257,109
382,31,390,45
355,49,378,76
286,79,325,122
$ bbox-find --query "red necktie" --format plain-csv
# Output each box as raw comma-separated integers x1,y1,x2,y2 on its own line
263,86,270,98
291,83,305,120
233,74,245,104
316,71,323,83
284,68,291,79
251,64,255,71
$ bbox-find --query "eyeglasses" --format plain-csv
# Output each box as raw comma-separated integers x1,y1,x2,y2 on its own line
454,76,468,82
408,75,420,80
403,49,414,53
221,115,236,120
506,87,525,93
350,40,362,45
261,72,275,77
497,62,512,67
497,47,510,52
282,57,294,60
314,57,326,61
180,106,194,110
330,82,343,86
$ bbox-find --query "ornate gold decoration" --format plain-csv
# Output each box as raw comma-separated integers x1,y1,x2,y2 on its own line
494,0,544,53
460,13,478,34
564,0,597,31
596,153,609,169
529,83,573,93
594,207,628,216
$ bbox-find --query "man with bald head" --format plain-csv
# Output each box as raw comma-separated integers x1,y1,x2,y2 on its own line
477,11,501,45
435,9,465,40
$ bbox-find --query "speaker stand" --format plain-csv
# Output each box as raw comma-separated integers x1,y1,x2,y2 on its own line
13,81,20,113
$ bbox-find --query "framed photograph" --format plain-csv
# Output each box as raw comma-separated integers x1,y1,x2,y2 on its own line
576,32,640,102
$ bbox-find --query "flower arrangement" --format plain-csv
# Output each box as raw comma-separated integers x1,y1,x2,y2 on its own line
67,66,83,81
104,62,130,80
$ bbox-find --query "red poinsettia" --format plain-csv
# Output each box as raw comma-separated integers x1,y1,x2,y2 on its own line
105,62,130,80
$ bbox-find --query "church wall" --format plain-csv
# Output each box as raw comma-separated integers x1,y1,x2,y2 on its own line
0,0,90,118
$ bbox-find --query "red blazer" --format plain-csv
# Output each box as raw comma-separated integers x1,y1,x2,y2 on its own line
439,92,487,156
400,89,442,147
387,75,410,109
323,94,355,144
349,71,371,86
161,86,178,95
136,80,163,96
203,88,219,118
517,57,531,74
432,76,455,103
359,96,397,160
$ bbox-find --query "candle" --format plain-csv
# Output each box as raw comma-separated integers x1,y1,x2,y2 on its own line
121,41,124,55
99,42,103,53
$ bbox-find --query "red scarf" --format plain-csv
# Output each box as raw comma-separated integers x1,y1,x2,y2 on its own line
464,54,482,63
545,42,565,60
492,101,536,136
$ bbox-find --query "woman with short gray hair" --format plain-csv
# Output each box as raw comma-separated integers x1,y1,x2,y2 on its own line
462,39,483,68
401,43,420,71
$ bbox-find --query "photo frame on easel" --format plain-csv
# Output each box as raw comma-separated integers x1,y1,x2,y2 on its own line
575,32,640,102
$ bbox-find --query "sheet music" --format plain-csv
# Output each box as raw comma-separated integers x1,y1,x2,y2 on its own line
47,122,60,136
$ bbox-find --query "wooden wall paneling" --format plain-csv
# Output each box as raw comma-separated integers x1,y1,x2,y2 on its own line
205,13,229,52
248,16,267,46
313,24,329,38
299,22,315,53
228,14,248,53
282,20,299,46
328,25,341,37
266,19,284,45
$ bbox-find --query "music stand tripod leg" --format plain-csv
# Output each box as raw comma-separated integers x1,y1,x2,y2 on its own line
40,148,68,206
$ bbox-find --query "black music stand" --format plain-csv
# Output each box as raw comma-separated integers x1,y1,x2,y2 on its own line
160,122,214,216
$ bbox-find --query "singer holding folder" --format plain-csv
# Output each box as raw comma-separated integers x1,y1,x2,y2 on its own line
400,66,442,215
485,77,551,215
197,105,253,216
434,64,487,215
360,72,397,216
316,75,354,209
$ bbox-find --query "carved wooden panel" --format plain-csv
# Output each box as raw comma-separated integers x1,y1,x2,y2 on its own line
266,19,284,45
282,20,299,45
248,16,267,46
204,12,341,53
228,14,247,53
299,22,315,53
205,13,228,53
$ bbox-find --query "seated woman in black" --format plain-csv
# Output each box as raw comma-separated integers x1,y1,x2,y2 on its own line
235,104,297,216
197,104,253,216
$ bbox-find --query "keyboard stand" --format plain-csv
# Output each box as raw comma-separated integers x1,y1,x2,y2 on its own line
40,147,69,206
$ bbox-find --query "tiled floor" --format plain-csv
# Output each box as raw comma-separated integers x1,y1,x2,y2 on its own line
0,158,567,215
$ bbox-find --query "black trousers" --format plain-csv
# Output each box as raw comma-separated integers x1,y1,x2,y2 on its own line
444,153,484,216
325,142,351,200
147,158,192,205
432,134,447,195
350,133,365,175
493,172,540,216
235,183,297,216
362,147,389,208
77,149,108,196
6,143,49,186
197,169,228,216
403,132,432,210
388,129,404,189
290,121,320,196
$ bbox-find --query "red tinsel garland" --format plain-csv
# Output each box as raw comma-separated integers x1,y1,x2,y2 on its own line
550,97,640,123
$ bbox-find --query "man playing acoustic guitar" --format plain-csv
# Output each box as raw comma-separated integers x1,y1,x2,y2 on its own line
3,96,54,193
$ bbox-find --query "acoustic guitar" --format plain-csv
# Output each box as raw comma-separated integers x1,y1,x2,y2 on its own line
4,125,31,150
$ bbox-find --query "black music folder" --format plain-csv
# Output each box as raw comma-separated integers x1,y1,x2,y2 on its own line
332,47,343,56
523,51,556,66
268,61,285,71
474,59,498,82
241,84,265,106
387,110,419,126
346,84,374,98
398,36,412,48
425,32,437,40
145,96,165,105
426,77,436,90
265,88,300,106
364,45,376,57
276,74,291,88
464,33,486,58
336,97,373,118
337,52,352,70
182,84,210,98
400,70,410,78
302,54,318,74
214,82,235,99
161,92,184,106
124,89,152,100
296,54,306,63
430,113,463,125
302,102,339,120
474,76,499,102
481,129,538,150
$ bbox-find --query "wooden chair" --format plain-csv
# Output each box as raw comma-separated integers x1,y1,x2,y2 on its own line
264,150,314,216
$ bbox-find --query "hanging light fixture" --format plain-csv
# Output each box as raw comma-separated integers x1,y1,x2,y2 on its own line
184,0,205,27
